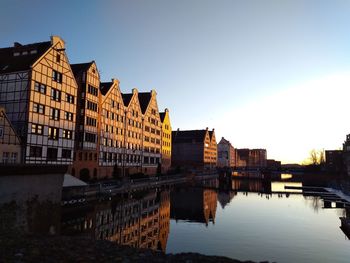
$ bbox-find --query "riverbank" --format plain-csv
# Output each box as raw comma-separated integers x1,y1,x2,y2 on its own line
0,234,260,263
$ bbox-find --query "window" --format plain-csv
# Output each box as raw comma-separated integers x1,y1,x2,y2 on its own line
62,149,71,159
47,148,58,160
2,152,9,163
0,127,3,138
48,127,59,140
63,129,73,139
51,88,61,101
87,85,98,96
33,103,45,114
10,152,17,163
86,100,98,112
34,82,46,94
30,146,42,157
85,132,96,143
52,70,62,83
31,124,43,135
66,93,75,104
86,116,97,127
56,54,61,63
50,108,60,120
65,111,74,121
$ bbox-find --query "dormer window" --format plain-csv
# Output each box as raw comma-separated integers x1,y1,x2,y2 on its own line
30,50,37,54
22,51,28,55
13,52,20,56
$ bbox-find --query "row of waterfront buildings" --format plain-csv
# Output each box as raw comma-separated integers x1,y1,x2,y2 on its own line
0,36,271,180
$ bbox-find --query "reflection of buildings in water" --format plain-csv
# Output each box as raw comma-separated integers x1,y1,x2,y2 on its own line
231,179,271,194
61,189,170,252
218,191,236,209
171,188,217,225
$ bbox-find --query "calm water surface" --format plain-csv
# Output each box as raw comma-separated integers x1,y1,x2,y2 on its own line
167,184,349,262
57,174,350,262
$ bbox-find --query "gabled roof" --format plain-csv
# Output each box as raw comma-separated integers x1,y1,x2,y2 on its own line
70,61,94,76
219,137,230,145
159,112,166,122
121,93,133,107
138,92,152,114
208,130,214,140
0,41,51,74
172,129,208,143
100,82,113,96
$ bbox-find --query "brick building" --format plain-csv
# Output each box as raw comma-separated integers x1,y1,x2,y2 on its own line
172,128,217,170
235,148,267,169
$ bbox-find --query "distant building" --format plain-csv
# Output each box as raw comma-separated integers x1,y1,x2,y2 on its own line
172,128,217,170
217,137,235,168
266,159,281,170
0,107,21,163
159,109,172,173
343,134,350,176
325,150,343,173
235,148,267,168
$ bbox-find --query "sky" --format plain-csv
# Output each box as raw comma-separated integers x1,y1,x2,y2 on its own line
2,0,350,164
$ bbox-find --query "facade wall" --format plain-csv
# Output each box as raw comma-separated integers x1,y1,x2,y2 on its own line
142,90,162,174
0,71,29,148
205,131,217,168
0,108,21,163
160,109,172,173
99,80,126,177
172,142,204,168
0,37,78,165
27,38,77,164
217,138,235,168
72,62,100,179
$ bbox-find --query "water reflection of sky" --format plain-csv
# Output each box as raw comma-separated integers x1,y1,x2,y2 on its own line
167,191,350,263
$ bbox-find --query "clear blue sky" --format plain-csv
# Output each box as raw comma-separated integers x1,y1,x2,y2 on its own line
2,0,350,163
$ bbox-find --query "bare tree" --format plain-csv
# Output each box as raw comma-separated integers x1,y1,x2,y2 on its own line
305,149,325,165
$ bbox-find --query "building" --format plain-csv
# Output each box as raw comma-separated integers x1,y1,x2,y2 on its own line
159,109,172,173
0,36,78,164
172,128,217,170
235,148,267,169
325,150,343,173
0,36,170,179
217,137,235,168
137,90,162,175
343,134,350,176
70,62,100,179
266,159,281,170
235,148,249,168
0,107,21,163
99,79,126,178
